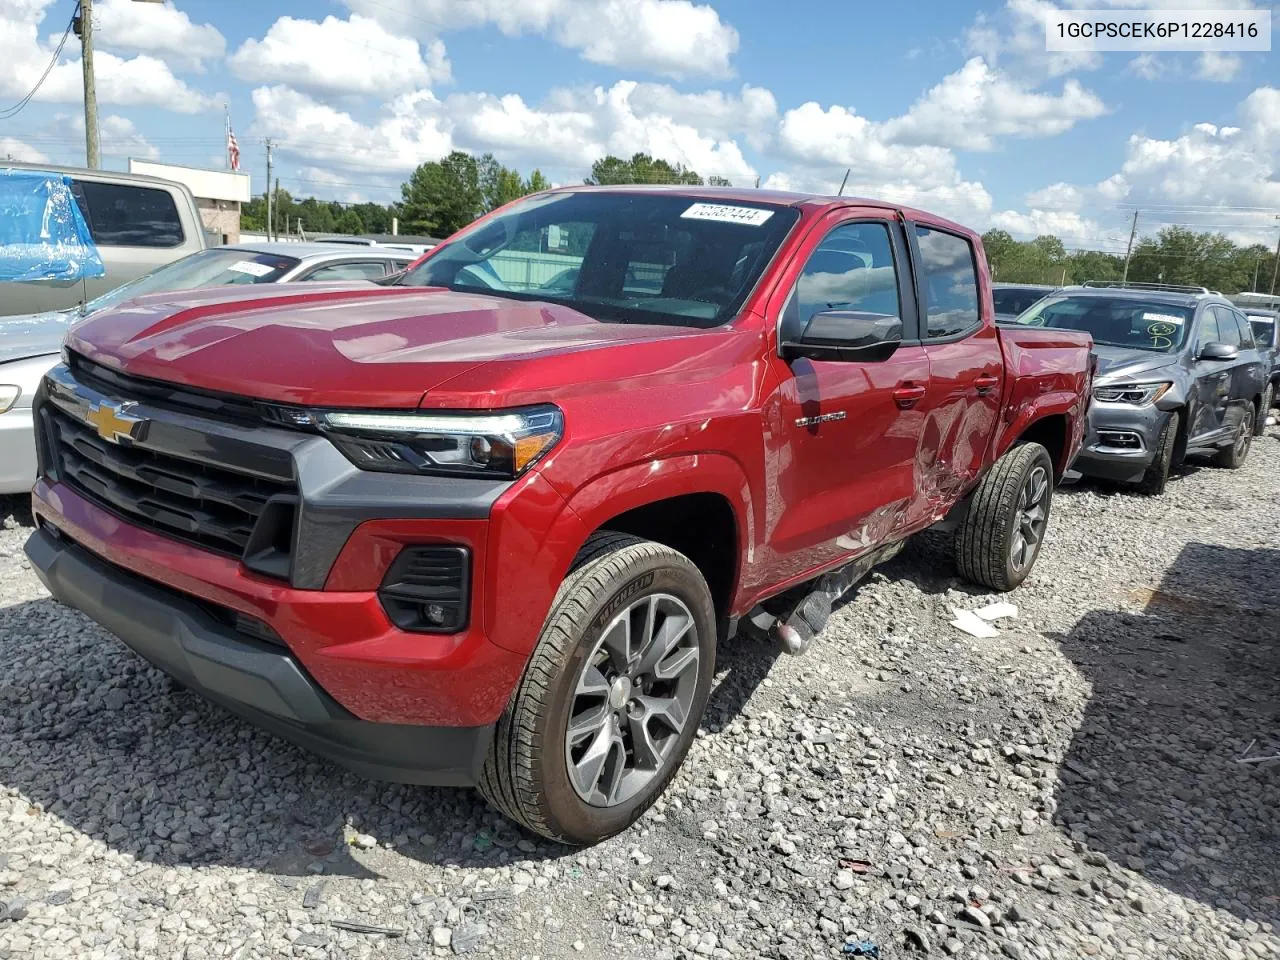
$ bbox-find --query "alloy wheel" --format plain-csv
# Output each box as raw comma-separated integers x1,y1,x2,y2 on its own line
1236,411,1254,459
565,593,701,807
1010,465,1049,573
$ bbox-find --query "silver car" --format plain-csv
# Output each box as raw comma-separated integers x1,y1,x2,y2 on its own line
0,243,416,494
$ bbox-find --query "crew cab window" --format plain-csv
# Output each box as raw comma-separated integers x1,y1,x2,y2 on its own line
401,193,800,328
301,260,390,281
914,226,980,338
787,222,901,333
70,181,184,248
1227,307,1255,348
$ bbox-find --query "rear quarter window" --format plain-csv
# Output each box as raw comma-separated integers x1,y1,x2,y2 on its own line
915,226,980,338
71,180,185,248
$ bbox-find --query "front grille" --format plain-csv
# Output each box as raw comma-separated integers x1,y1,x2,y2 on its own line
45,405,297,563
68,351,266,424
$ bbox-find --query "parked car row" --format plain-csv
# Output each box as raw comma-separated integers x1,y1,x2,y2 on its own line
996,280,1276,496
0,243,415,494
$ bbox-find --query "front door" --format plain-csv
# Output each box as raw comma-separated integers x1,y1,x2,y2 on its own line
761,215,929,580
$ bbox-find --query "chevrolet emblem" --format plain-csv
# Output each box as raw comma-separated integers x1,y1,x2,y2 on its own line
85,400,146,445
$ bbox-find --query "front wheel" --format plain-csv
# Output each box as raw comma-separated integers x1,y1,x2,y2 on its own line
955,443,1054,592
1135,410,1179,496
1255,387,1273,434
479,532,716,845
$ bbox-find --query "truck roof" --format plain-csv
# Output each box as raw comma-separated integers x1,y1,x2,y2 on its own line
544,184,972,235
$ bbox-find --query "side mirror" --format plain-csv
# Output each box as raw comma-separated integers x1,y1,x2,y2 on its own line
1199,341,1239,361
781,310,903,363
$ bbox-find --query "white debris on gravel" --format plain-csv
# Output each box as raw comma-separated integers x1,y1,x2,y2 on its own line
2,435,1279,960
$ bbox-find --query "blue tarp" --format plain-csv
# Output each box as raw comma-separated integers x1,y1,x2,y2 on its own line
0,169,105,283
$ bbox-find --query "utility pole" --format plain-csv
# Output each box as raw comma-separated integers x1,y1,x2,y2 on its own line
274,177,280,242
1271,215,1280,297
78,0,99,168
265,140,274,241
1121,210,1139,284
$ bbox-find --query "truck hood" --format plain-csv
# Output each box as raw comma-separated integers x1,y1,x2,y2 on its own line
64,285,723,408
1092,344,1179,384
0,308,77,365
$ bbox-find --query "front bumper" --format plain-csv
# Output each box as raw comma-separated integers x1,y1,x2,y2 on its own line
1072,401,1172,484
0,407,36,495
25,525,493,786
25,360,587,733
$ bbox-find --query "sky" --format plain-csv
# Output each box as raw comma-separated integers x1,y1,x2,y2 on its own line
0,0,1277,252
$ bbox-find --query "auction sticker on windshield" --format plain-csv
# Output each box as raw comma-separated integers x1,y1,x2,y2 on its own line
227,260,276,277
681,203,775,227
1143,312,1185,325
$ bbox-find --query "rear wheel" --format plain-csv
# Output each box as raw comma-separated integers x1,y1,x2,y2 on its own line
1135,410,1179,497
478,532,716,844
1214,407,1254,468
1255,387,1273,434
955,443,1054,592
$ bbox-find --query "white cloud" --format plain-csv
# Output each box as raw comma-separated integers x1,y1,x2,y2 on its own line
1127,53,1168,80
964,0,1102,79
1002,86,1280,248
94,0,225,71
229,15,450,98
0,1,216,114
1196,51,1242,82
989,209,1107,248
251,86,453,174
341,0,739,78
0,136,49,163
882,57,1107,151
771,102,994,225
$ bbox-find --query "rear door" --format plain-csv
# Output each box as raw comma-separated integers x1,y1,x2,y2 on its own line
764,212,930,572
1220,306,1266,425
910,223,1004,514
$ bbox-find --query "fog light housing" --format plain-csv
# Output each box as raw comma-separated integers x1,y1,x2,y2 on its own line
378,545,470,634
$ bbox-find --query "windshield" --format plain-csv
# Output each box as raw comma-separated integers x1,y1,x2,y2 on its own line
1015,295,1193,352
399,192,800,328
1248,315,1276,349
993,287,1050,316
83,248,301,315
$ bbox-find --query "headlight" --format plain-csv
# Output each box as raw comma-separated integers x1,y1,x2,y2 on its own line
317,404,563,478
1092,382,1172,406
0,386,19,414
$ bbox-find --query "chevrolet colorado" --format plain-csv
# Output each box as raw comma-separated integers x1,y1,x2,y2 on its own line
25,187,1092,844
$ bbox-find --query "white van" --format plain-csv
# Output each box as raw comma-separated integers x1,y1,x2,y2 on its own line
2,162,206,316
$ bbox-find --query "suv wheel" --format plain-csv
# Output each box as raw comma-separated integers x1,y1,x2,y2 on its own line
479,532,716,844
1214,407,1255,468
955,442,1054,592
1135,410,1179,496
1256,386,1273,434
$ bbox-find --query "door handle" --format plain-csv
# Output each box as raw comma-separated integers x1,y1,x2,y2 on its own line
974,374,1000,396
893,383,927,409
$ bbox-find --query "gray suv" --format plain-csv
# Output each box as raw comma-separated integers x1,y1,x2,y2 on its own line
1012,282,1267,495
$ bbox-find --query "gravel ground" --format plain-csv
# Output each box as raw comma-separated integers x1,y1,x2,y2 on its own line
1,434,1278,960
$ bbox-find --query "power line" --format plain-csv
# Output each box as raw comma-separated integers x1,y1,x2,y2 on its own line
0,3,77,121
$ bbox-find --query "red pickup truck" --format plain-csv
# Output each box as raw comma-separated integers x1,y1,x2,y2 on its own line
25,187,1092,844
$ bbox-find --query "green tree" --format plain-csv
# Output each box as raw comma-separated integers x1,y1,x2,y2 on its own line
335,209,365,235
525,169,551,193
479,153,528,211
400,151,484,236
585,152,704,186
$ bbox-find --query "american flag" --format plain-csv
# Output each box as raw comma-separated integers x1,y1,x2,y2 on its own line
227,128,240,171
